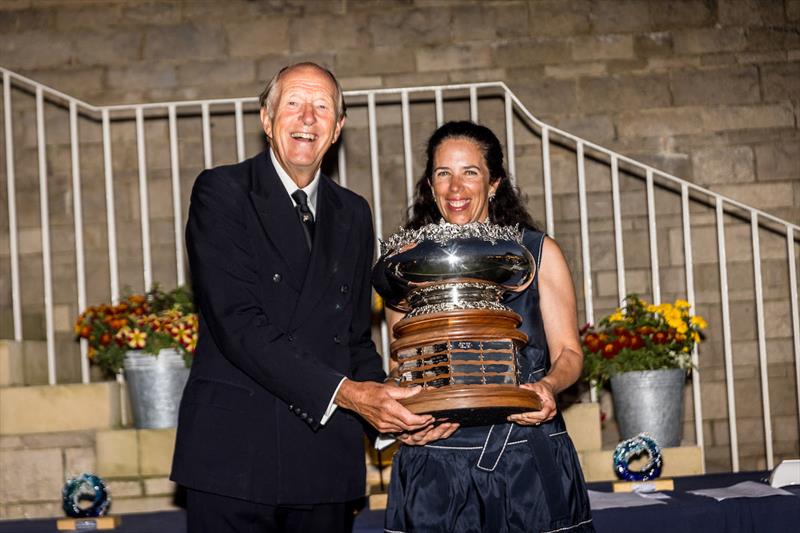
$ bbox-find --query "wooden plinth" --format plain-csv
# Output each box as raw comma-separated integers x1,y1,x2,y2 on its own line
400,384,542,426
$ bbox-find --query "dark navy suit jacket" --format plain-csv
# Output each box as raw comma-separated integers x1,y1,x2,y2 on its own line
170,151,385,505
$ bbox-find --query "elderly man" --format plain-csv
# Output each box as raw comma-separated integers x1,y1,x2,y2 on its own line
171,62,432,533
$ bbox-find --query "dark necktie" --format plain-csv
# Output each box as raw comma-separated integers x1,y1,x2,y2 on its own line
291,189,314,251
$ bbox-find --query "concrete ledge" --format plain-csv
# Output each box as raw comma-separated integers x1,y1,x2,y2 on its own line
580,445,704,482
0,382,121,435
563,402,602,452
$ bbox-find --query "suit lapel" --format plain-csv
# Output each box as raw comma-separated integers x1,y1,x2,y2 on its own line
291,176,352,327
248,152,308,291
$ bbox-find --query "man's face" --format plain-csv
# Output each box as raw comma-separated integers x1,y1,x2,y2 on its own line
261,66,345,185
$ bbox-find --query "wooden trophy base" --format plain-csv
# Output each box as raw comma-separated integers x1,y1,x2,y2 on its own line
57,516,120,530
400,384,542,426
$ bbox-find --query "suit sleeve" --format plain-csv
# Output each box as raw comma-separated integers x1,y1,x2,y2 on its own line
348,199,386,383
186,169,344,424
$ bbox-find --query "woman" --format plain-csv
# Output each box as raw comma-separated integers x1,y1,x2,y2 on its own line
374,121,595,532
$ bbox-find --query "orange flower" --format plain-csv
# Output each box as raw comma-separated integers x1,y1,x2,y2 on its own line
127,328,147,349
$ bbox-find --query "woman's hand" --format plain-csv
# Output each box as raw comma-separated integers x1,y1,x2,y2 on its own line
397,421,460,446
507,380,557,426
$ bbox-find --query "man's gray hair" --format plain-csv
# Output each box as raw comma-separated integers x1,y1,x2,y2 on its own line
258,62,346,121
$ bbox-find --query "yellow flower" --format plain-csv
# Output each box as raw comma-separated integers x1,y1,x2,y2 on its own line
675,299,690,310
691,316,708,329
608,311,624,323
676,322,688,334
127,328,147,349
692,331,700,343
646,304,658,313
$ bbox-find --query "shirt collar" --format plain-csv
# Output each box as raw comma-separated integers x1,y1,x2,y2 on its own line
269,148,320,216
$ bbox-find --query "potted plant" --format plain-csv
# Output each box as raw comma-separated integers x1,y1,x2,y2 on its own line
75,285,196,428
581,295,707,447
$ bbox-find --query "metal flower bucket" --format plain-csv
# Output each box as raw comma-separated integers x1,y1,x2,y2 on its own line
123,348,190,429
610,368,685,447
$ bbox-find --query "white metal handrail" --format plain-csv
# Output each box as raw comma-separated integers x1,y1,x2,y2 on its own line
1,66,799,474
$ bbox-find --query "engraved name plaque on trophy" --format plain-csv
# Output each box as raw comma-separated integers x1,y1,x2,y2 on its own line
376,221,542,426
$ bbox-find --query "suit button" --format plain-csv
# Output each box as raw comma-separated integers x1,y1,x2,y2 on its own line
273,273,281,283
307,417,314,424
301,413,308,420
288,334,295,342
288,404,294,410
340,284,349,294
334,303,342,311
294,407,302,414
333,334,341,344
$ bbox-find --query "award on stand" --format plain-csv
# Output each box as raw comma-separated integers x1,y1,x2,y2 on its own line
56,473,120,531
375,221,541,426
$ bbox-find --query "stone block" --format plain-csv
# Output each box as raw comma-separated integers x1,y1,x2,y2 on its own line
590,1,651,34
544,62,607,80
177,60,256,88
634,32,674,58
745,27,800,52
0,382,120,435
528,0,591,37
65,446,96,478
0,340,24,386
507,75,577,116
143,477,177,496
0,30,74,70
416,45,492,73
96,429,139,478
0,501,62,520
650,1,714,29
451,2,529,41
107,64,178,92
21,67,105,101
673,28,747,55
671,66,760,106
143,23,226,62
718,0,786,26
492,39,572,68
710,182,795,213
225,18,290,58
367,7,453,48
691,146,754,185
138,428,176,476
335,48,414,76
111,495,179,515
105,479,143,498
573,34,635,62
577,73,670,113
0,448,62,502
761,62,800,102
755,139,800,181
73,30,143,67
291,13,368,52
563,402,602,452
617,107,706,138
20,431,93,450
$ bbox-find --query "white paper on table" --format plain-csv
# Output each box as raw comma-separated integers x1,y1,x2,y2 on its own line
688,481,796,501
588,490,670,510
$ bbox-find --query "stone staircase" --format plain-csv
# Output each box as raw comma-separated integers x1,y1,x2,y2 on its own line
1,340,703,520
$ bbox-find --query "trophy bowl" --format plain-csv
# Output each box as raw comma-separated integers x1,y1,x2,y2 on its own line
377,221,542,426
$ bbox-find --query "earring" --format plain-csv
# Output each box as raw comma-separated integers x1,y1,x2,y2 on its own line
489,193,496,203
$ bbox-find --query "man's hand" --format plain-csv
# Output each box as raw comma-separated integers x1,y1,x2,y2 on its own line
335,379,434,434
397,421,459,446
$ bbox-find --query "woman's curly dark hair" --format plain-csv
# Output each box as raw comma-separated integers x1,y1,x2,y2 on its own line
405,121,539,231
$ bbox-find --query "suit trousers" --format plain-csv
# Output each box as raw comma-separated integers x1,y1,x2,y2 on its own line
186,488,359,533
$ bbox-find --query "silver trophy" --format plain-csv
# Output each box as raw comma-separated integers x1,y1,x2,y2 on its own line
377,221,541,425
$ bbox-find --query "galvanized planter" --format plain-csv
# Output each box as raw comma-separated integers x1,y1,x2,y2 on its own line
610,368,686,448
123,348,190,429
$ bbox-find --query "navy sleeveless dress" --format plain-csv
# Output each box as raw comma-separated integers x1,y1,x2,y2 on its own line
382,230,595,533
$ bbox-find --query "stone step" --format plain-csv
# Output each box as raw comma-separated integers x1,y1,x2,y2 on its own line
0,382,121,435
0,427,179,520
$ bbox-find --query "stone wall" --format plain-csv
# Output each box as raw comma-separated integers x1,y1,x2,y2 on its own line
0,0,798,474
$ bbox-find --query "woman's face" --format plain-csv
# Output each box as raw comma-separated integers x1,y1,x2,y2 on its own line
430,138,498,225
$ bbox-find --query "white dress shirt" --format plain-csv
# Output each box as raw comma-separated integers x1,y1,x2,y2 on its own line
269,148,345,426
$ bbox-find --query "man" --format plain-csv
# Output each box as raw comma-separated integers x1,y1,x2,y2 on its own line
170,62,432,533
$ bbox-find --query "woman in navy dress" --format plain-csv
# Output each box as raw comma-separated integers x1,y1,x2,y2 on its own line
374,121,595,533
